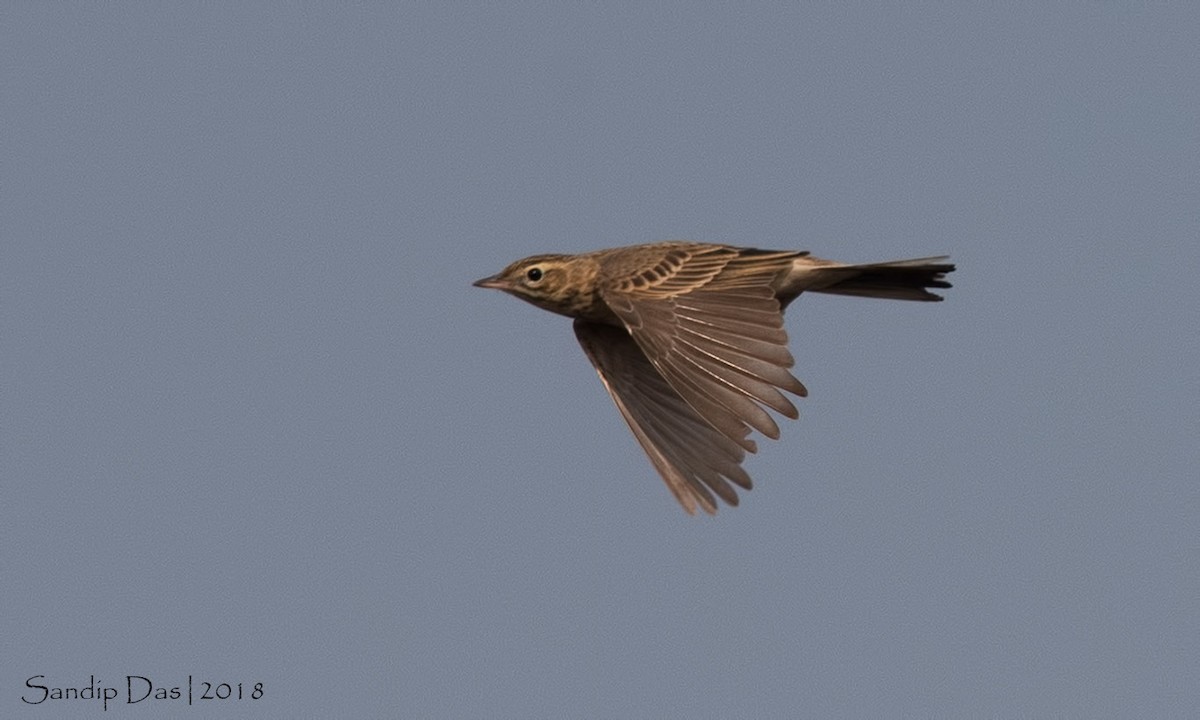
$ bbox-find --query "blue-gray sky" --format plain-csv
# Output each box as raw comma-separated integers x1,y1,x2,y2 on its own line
4,4,1198,717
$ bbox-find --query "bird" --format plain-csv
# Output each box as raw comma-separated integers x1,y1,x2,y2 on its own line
473,241,954,515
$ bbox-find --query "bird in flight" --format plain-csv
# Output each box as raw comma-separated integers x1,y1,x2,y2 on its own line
474,241,954,515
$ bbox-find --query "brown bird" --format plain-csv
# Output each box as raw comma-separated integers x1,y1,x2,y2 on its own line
474,241,954,515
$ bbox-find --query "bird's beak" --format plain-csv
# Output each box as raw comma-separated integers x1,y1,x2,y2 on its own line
472,274,509,290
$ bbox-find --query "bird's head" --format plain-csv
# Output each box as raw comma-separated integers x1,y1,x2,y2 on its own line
473,253,601,319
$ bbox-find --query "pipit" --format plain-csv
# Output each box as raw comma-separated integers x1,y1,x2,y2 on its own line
474,241,954,515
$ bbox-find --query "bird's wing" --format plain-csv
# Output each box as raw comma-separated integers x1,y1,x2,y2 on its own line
599,245,808,449
574,320,754,515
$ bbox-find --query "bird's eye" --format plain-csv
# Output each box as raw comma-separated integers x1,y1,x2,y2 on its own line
526,267,544,282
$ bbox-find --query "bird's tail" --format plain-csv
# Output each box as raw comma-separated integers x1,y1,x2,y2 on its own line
805,256,955,302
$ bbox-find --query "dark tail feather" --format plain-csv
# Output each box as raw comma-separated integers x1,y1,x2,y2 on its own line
812,256,955,301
